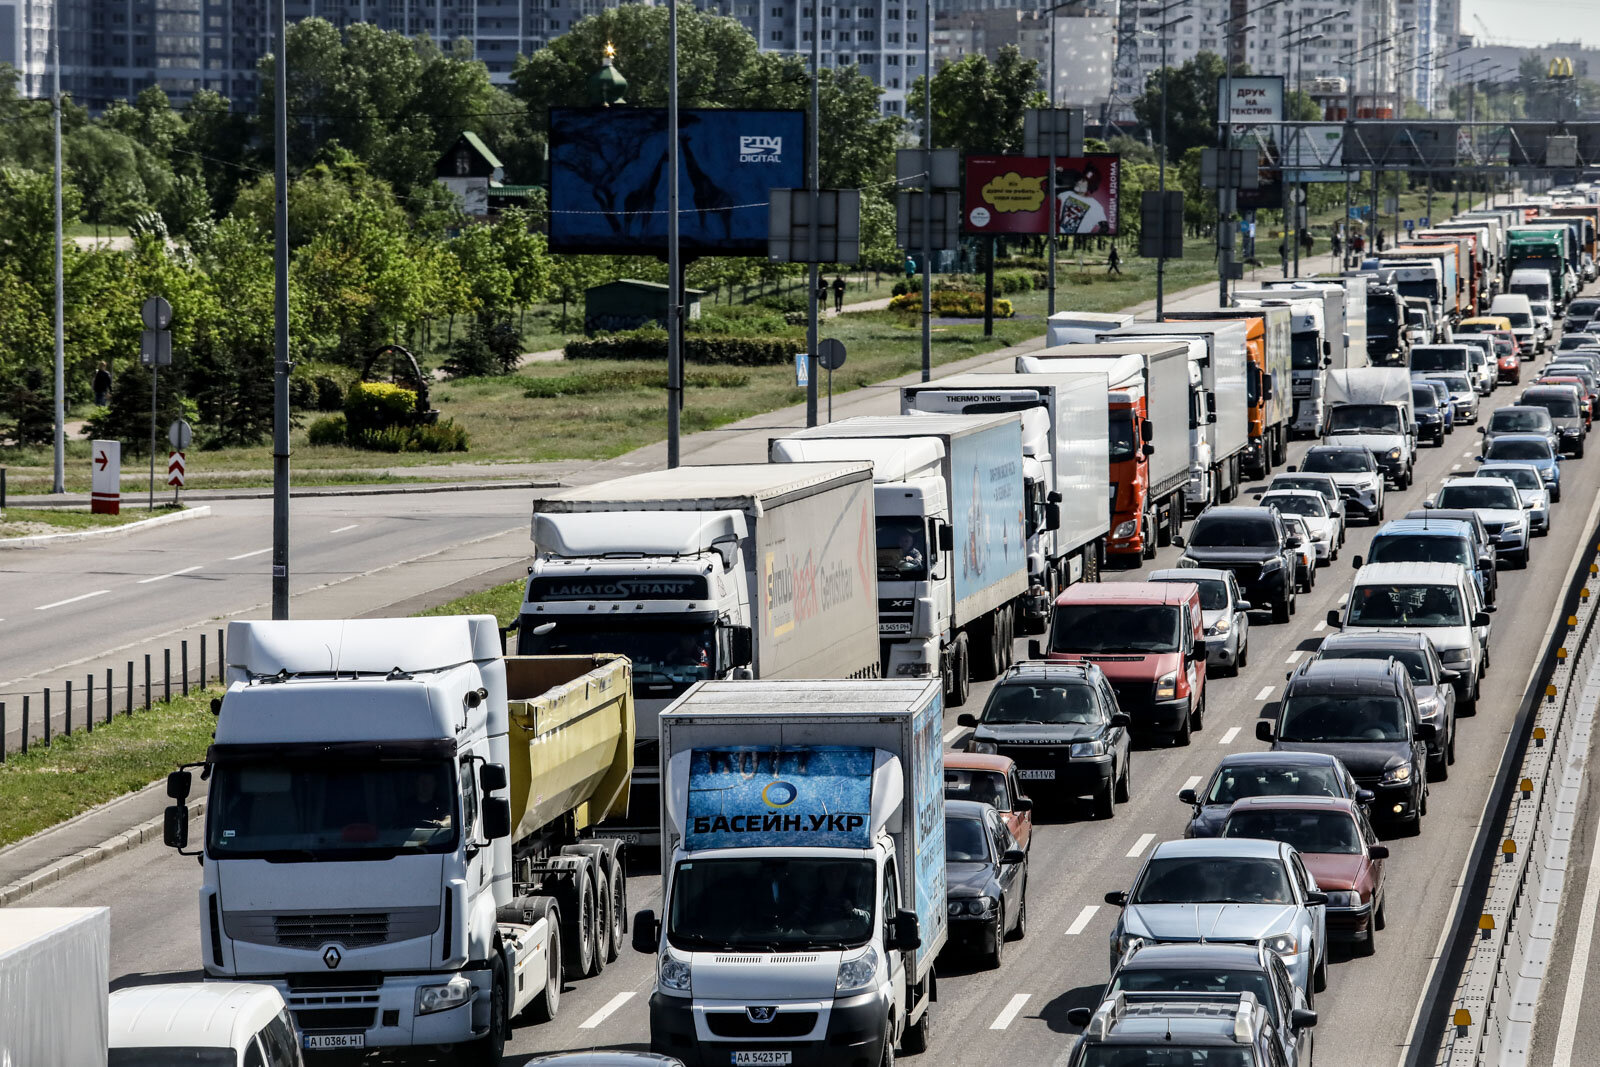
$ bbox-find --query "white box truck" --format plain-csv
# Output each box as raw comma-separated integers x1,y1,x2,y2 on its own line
769,414,1030,705
519,464,882,843
899,371,1111,621
1236,292,1334,437
633,679,948,1067
0,907,110,1067
1323,368,1417,488
1047,310,1135,346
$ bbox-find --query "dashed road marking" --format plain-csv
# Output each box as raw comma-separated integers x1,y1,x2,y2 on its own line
330,524,360,534
137,565,201,585
1126,833,1156,858
990,993,1032,1030
1285,650,1304,664
36,590,109,610
1255,685,1276,702
1066,905,1100,936
1182,775,1203,792
579,991,635,1029
943,725,963,744
1451,463,1461,471
1219,726,1241,745
227,547,271,560
1313,620,1327,633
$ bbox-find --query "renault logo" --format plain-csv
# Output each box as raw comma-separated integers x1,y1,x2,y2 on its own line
321,945,343,970
747,1006,777,1023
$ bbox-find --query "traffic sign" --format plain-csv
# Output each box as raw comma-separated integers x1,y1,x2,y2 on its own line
1405,219,1415,232
141,296,172,331
140,330,172,366
91,440,121,515
169,419,193,450
817,338,847,371
167,451,186,489
794,352,809,388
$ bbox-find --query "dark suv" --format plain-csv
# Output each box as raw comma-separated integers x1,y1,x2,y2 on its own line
1257,659,1433,835
1174,506,1300,624
1065,990,1291,1067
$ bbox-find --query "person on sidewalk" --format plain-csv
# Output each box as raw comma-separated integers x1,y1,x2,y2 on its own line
832,275,846,312
92,362,113,406
1331,231,1343,262
1106,246,1122,275
815,278,828,307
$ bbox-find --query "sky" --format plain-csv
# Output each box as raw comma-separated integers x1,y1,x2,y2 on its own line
1461,0,1599,49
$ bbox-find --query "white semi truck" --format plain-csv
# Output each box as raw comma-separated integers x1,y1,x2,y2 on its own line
162,618,640,1060
1236,293,1332,436
633,679,948,1067
519,464,882,843
769,414,1030,705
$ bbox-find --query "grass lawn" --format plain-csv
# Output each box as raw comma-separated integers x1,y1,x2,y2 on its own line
0,504,184,538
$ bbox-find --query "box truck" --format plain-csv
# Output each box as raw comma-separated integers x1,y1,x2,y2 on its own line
1323,368,1417,488
770,413,1031,705
519,464,881,843
1236,291,1334,437
162,619,641,1059
0,907,110,1067
634,679,948,1067
1166,304,1293,479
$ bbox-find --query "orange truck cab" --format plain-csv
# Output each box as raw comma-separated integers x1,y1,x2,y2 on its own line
1165,306,1293,482
1031,581,1208,744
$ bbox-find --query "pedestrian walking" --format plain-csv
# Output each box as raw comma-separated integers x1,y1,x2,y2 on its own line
904,255,916,279
815,278,828,306
832,275,846,312
92,361,113,406
1278,236,1289,264
1331,231,1343,260
1376,228,1387,252
1352,233,1365,256
1106,246,1122,274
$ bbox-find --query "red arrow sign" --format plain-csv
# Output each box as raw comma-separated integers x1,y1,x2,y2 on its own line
167,451,186,488
96,450,109,471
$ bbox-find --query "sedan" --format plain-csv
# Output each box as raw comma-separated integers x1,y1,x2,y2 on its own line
945,799,1028,968
1180,751,1373,839
1150,567,1251,677
1479,433,1563,501
1262,489,1340,563
1478,461,1552,537
1429,478,1531,569
944,751,1034,851
1282,515,1318,592
1105,838,1329,996
1221,797,1389,956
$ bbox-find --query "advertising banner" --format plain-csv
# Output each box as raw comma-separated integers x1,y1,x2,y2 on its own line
684,746,874,850
963,154,1121,236
951,420,1026,610
1218,75,1285,128
548,108,805,256
910,689,945,976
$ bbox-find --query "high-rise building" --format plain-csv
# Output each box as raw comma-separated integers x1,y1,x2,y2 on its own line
932,8,1115,113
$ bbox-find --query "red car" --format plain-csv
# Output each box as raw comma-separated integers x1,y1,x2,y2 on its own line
1493,340,1522,384
1220,795,1389,956
943,751,1034,852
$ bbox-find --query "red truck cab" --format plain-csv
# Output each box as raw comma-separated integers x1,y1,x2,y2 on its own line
1031,581,1208,745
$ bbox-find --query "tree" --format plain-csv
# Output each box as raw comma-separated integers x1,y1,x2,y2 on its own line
757,64,903,188
1132,51,1236,165
909,48,1046,157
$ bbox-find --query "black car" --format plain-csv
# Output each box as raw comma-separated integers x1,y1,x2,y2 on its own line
1174,506,1300,623
957,662,1132,817
1411,381,1448,444
944,799,1028,967
1257,660,1433,835
1179,751,1373,838
1312,630,1460,779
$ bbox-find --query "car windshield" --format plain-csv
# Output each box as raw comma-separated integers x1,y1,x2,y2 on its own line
1184,578,1230,612
1051,604,1182,654
945,769,1011,809
1109,969,1275,1013
1270,477,1332,500
1437,375,1473,392
1569,300,1600,317
981,680,1102,724
1109,408,1138,462
877,516,928,581
668,857,875,950
1319,646,1432,684
1223,810,1363,855
1265,494,1323,517
206,758,458,860
1078,1050,1255,1067
945,815,992,863
1482,466,1541,491
1303,450,1374,474
1291,332,1321,370
1487,439,1552,461
1279,693,1409,743
109,1052,237,1066
1492,410,1550,432
1328,405,1402,434
1132,856,1293,905
1347,584,1465,627
1205,763,1341,804
1188,517,1278,548
1412,387,1440,411
1532,302,1552,317
1411,350,1464,373
1436,484,1521,510
521,617,717,688
1367,534,1472,568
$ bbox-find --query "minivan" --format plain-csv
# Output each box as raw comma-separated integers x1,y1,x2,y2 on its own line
1508,267,1553,309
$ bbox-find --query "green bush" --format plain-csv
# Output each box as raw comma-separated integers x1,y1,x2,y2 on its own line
441,318,522,378
351,418,470,453
344,381,419,435
688,308,787,335
564,329,802,366
307,414,347,446
887,290,1014,318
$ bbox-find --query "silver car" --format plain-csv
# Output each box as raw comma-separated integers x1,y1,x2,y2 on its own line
1149,567,1251,676
1261,489,1340,563
1429,477,1532,568
1433,372,1480,424
1477,461,1551,537
1262,472,1347,542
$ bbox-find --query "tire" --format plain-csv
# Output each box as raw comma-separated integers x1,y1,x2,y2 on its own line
982,908,1005,969
1313,951,1327,994
525,915,563,1024
1431,751,1449,782
1554,485,1562,503
585,867,611,976
1094,781,1115,819
1141,514,1157,560
1115,755,1132,803
1448,725,1457,766
881,1017,896,1067
970,620,1000,683
1273,595,1291,624
947,635,971,708
1007,887,1027,942
561,865,596,982
1190,692,1205,733
1375,896,1387,931
1356,916,1377,958
1174,706,1192,747
900,979,934,1055
563,843,625,965
456,954,508,1065
1238,636,1248,670
1156,503,1173,548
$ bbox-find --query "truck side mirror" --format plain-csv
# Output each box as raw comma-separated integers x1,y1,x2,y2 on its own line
163,804,190,851
1143,442,1156,456
1045,502,1062,531
632,910,660,954
890,910,922,952
1263,376,1275,400
937,523,954,552
1141,421,1155,443
1029,640,1045,659
167,769,193,801
482,798,512,840
710,533,740,572
1256,720,1275,742
478,763,508,792
730,625,754,668
1324,339,1333,357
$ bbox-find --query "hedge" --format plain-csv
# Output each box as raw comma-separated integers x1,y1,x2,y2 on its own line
564,329,803,366
344,381,419,435
892,269,1045,298
887,291,1015,318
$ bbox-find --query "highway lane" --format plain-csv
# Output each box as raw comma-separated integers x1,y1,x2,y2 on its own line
17,309,1595,1066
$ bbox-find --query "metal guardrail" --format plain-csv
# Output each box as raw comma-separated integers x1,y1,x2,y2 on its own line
1413,518,1600,1066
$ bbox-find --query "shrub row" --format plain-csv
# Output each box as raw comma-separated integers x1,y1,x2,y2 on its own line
306,414,470,452
890,269,1046,297
887,291,1015,318
564,329,802,366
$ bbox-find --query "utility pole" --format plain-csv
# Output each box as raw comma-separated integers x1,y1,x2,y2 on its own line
1216,0,1284,306
921,0,932,382
805,0,820,424
50,9,64,495
667,0,684,457
1044,0,1089,318
271,0,291,619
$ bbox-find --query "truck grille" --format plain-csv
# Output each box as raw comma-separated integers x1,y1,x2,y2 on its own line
1109,681,1153,709
705,1011,820,1038
291,1007,378,1031
995,744,1069,770
223,907,439,949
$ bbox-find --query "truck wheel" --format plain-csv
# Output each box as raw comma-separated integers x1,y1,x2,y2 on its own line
946,635,971,708
1156,503,1173,548
525,916,562,1023
1141,515,1157,560
1173,708,1192,747
900,978,934,1055
560,865,596,981
562,843,623,965
456,955,507,1065
586,867,611,976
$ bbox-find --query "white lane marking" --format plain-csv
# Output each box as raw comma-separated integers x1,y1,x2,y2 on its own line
227,547,271,560
1285,650,1304,664
1066,905,1100,936
1182,775,1203,792
329,524,360,534
1339,594,1349,606
1255,685,1275,702
137,565,201,585
1126,833,1156,858
1313,620,1327,633
943,725,963,744
990,993,1032,1030
1462,450,1475,458
1552,798,1600,1064
1218,726,1241,745
35,590,109,610
579,991,635,1029
1451,463,1461,471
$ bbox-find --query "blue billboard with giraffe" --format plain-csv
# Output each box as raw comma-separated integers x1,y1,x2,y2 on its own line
548,107,806,257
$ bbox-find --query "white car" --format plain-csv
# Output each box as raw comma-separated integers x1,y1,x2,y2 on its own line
1531,300,1555,340
1428,477,1532,569
1477,461,1551,537
1263,471,1346,541
110,984,305,1066
1261,489,1339,563
1281,515,1318,592
1432,372,1481,424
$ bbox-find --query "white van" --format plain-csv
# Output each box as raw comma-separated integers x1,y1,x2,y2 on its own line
1508,267,1553,309
110,984,305,1067
1489,293,1540,354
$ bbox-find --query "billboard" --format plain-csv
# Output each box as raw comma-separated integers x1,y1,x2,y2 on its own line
1218,75,1284,128
548,107,805,256
963,154,1121,236
1283,124,1346,183
684,746,874,850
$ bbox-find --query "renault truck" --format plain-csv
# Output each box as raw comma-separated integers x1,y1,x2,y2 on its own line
633,679,948,1067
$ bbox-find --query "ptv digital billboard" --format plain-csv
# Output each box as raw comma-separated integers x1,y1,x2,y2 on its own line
548,107,805,257
962,154,1121,236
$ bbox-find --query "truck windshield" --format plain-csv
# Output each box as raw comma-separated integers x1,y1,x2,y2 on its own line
1050,604,1181,653
1078,1048,1254,1066
1370,302,1401,327
1396,280,1436,300
521,617,717,686
1524,394,1579,418
1327,405,1401,434
206,758,458,860
668,857,875,950
1347,584,1464,627
1513,256,1562,275
877,517,928,581
1290,332,1321,370
110,1051,237,1066
1109,409,1138,462
1278,694,1408,743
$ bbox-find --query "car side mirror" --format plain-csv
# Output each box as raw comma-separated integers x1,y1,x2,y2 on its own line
1255,720,1275,742
1104,890,1129,907
482,797,512,840
1066,1006,1093,1028
1292,1007,1319,1030
1416,722,1438,741
1410,423,1420,436
1442,668,1463,683
1473,611,1492,627
1356,788,1376,804
1172,534,1185,548
1477,426,1486,433
1351,554,1363,568
1014,797,1034,813
957,713,977,728
1305,890,1329,907
730,625,755,668
1001,848,1026,865
1235,600,1251,612
1287,464,1298,472
478,762,508,792
632,910,661,954
889,910,922,952
1422,500,1435,509
1191,641,1208,661
1178,788,1198,805
1111,712,1132,728
1286,536,1303,548
1327,609,1341,627
1369,845,1390,860
1029,640,1045,659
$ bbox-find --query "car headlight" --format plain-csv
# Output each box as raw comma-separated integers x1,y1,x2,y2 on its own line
659,952,692,992
1440,648,1473,667
1381,763,1413,784
1260,557,1283,571
1324,890,1361,908
1264,933,1300,956
1175,556,1199,569
416,976,474,1016
1386,448,1402,461
836,948,880,994
1071,739,1109,757
1207,616,1231,635
1155,671,1178,700
1113,519,1138,539
948,896,998,918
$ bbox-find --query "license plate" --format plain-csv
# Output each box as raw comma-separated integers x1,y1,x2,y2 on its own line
1018,769,1056,780
732,1052,792,1065
610,831,642,844
880,621,911,634
304,1034,365,1050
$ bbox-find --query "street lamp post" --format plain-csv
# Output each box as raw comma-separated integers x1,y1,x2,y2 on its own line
1045,0,1090,318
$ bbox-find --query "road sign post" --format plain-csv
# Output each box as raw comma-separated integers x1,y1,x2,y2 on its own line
141,296,173,511
167,419,190,503
817,338,847,423
90,440,120,515
167,452,186,501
